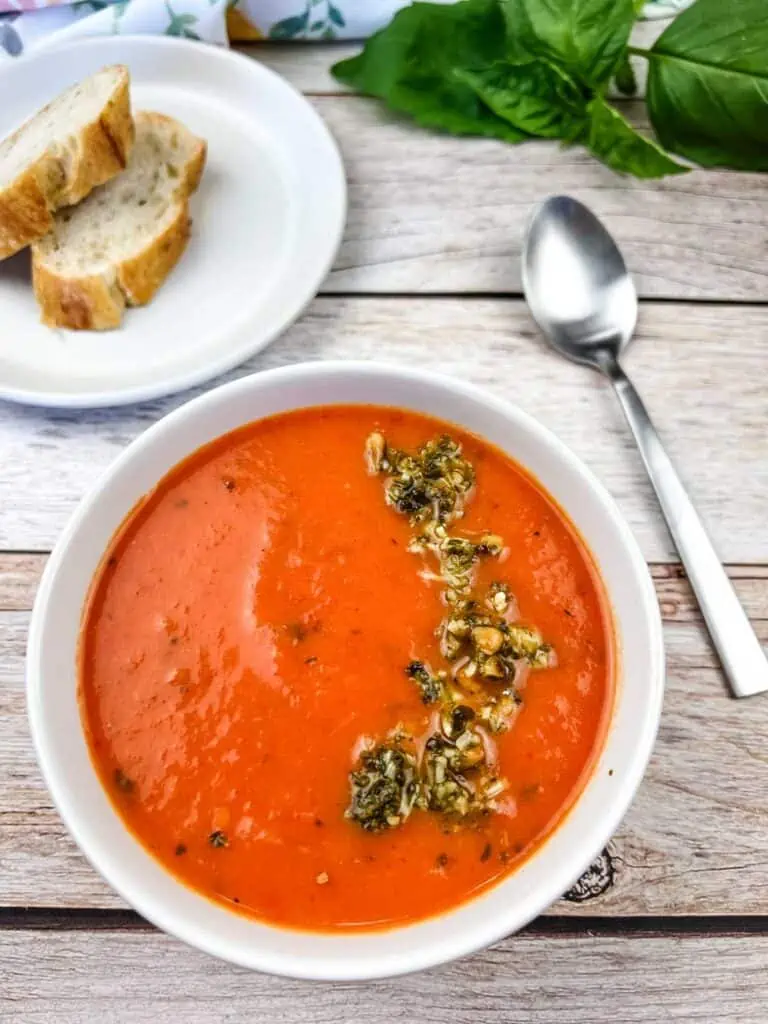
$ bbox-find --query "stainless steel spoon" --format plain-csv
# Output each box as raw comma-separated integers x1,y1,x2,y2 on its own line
522,194,768,699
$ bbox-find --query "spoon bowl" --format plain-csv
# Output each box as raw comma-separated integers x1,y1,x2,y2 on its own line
522,195,637,369
522,194,768,700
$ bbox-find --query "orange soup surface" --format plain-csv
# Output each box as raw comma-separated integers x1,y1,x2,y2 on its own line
80,405,613,931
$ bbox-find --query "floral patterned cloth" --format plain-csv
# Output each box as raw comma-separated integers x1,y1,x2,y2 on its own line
0,0,694,58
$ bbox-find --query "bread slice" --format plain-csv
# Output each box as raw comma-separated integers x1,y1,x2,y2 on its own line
32,112,207,331
0,66,133,261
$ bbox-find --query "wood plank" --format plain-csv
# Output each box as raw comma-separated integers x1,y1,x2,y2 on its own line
1,298,766,562
0,554,44,610
237,41,355,94
303,96,768,299
2,562,767,915
652,564,768,624
235,28,765,300
2,927,767,1023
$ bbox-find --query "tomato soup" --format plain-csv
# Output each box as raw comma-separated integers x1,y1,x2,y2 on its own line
79,405,613,931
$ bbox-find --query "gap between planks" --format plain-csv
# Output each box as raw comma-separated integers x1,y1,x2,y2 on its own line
309,292,768,306
3,906,768,937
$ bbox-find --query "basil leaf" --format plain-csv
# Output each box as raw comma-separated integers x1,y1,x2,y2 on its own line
584,97,689,178
332,0,529,143
613,52,637,96
646,0,768,170
330,0,704,181
458,60,586,139
501,0,637,85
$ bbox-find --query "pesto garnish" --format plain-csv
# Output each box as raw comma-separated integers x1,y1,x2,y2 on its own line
505,625,556,668
367,432,507,606
114,768,134,794
347,740,420,833
347,709,505,829
286,622,308,644
438,599,555,703
367,433,474,525
405,660,447,705
348,431,558,834
408,525,508,606
419,707,506,818
478,687,522,734
420,734,475,817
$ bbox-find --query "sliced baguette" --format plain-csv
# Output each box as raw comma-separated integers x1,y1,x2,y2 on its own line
0,66,133,260
32,112,207,331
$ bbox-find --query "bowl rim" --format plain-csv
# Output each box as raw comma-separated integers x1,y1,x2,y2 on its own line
27,360,665,980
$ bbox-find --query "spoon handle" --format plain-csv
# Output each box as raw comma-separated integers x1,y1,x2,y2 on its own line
607,361,768,698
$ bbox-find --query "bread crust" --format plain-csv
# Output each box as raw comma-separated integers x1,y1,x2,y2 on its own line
0,66,133,261
32,261,126,331
33,202,192,330
119,204,192,307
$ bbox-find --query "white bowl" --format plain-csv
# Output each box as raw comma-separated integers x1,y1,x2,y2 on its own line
27,361,664,980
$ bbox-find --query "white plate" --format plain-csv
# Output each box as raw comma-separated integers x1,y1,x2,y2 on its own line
0,36,346,407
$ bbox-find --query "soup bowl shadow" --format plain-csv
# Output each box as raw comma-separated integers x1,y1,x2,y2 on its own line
27,361,664,980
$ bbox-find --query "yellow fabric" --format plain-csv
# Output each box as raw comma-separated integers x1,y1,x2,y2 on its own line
227,6,264,41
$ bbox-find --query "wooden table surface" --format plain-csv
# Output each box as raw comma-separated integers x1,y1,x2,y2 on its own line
3,43,768,1023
